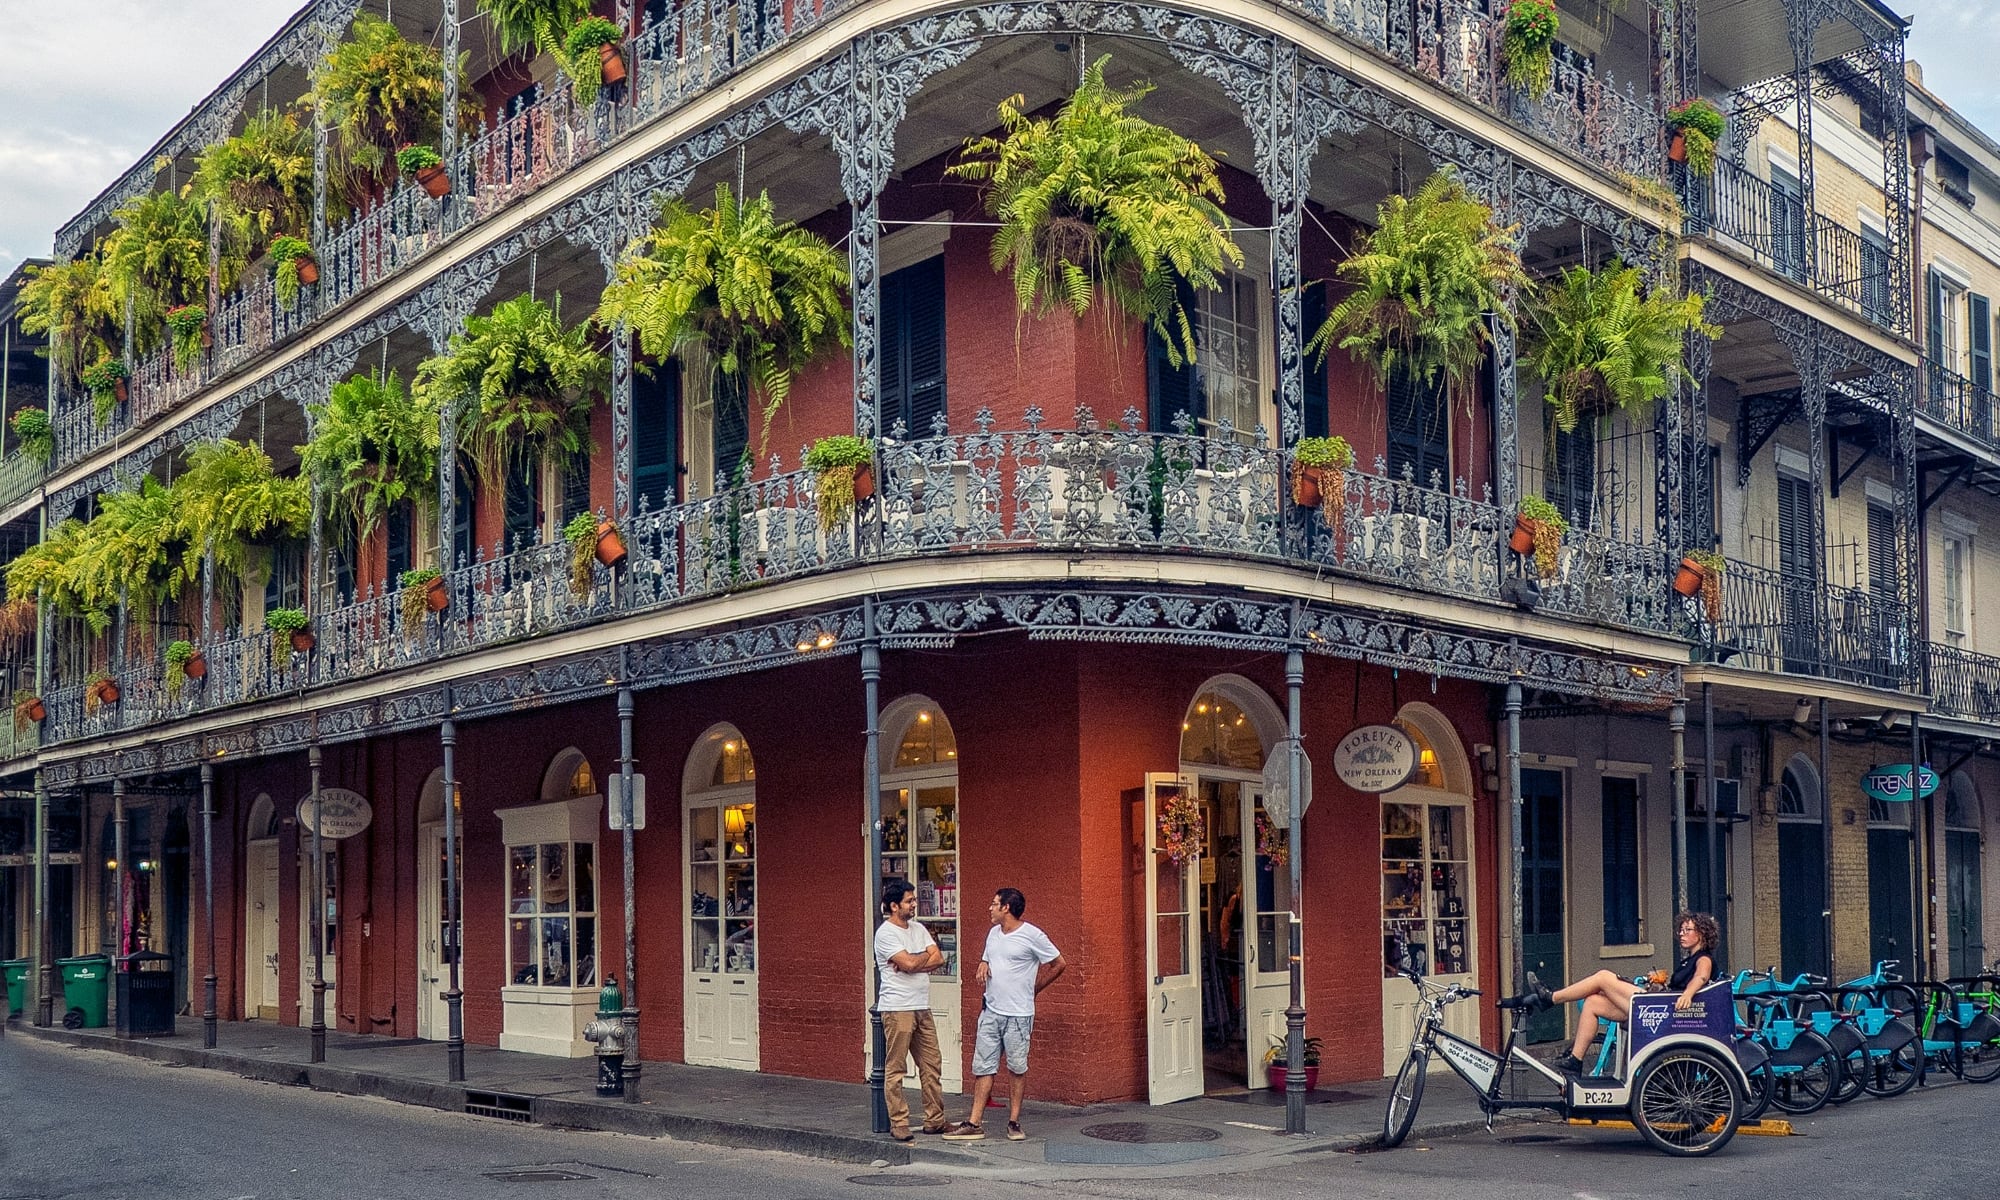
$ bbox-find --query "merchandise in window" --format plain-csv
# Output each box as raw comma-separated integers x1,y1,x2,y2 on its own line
506,840,597,987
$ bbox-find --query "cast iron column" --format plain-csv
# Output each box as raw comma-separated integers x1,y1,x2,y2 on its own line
1670,699,1687,913
441,686,464,1081
1820,696,1834,979
618,680,641,1103
1703,683,1719,920
862,597,887,1134
32,774,51,1026
113,780,128,962
202,763,217,1048
1282,648,1307,1135
1912,715,1931,978
1505,670,1524,990
309,739,326,1063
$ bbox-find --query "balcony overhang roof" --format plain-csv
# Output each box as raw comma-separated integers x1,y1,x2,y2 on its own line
1698,0,1907,93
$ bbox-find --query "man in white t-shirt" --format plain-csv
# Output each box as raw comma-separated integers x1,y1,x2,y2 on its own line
942,887,1065,1142
874,878,948,1141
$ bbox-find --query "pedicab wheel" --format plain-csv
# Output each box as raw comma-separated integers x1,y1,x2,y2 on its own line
1740,1059,1775,1122
62,1007,83,1030
1382,1048,1427,1148
1630,1048,1740,1157
1768,1031,1840,1116
1857,1037,1921,1098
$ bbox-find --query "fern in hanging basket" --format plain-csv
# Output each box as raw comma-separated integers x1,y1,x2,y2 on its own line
1501,0,1560,98
10,406,54,464
1522,261,1719,436
164,304,209,373
301,369,440,546
804,435,875,532
1667,98,1726,177
1517,494,1569,580
947,54,1242,367
80,357,129,424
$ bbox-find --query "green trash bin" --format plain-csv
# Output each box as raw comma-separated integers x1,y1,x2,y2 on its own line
58,954,111,1029
3,958,27,1016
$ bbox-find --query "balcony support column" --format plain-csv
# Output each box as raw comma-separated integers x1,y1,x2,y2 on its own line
1876,30,1913,336
1913,715,1932,978
32,773,52,1027
441,0,462,192
201,763,217,1048
1505,666,1524,991
1785,0,1821,292
308,737,326,1064
1260,42,1308,452
611,322,633,526
861,597,888,1135
1670,698,1687,913
113,779,127,961
841,43,885,442
1657,334,1684,557
1684,332,1714,551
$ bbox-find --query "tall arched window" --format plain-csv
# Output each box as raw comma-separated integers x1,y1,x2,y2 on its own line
1946,771,1986,977
1776,757,1827,979
880,697,965,1093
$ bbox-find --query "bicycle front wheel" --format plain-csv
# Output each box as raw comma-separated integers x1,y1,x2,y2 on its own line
1767,1032,1839,1115
1739,1059,1775,1122
1382,1047,1428,1148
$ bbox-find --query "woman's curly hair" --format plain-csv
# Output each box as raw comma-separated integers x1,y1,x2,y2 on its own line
1676,910,1721,951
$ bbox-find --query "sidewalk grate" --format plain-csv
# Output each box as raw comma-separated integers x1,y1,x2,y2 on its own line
465,1090,535,1122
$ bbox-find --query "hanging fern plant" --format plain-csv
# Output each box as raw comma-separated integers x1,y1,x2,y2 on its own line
946,54,1242,366
187,109,319,255
1501,0,1560,99
171,439,312,593
1308,169,1526,411
16,252,120,389
300,369,440,545
415,294,605,491
596,185,849,453
310,14,480,206
1522,260,1719,435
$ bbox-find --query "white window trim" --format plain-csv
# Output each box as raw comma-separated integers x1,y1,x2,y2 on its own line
1931,255,1974,290
1766,147,1801,181
1942,510,1979,538
495,796,604,996
1864,478,1896,506
1775,445,1811,477
1857,208,1887,236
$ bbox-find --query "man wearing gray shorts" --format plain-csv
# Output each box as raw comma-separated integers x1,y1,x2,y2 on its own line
942,887,1065,1141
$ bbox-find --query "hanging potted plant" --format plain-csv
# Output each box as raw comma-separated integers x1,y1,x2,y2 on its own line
1501,0,1560,99
560,16,627,104
1666,98,1726,177
946,54,1242,368
1674,549,1727,622
397,144,451,198
1512,495,1569,580
597,184,850,457
1309,170,1525,414
80,357,130,424
163,639,204,699
13,690,45,733
15,252,121,393
300,369,441,547
563,513,624,598
83,669,120,713
1289,435,1353,516
170,440,311,624
10,406,54,464
188,109,318,259
164,304,209,372
1262,1035,1322,1092
269,235,319,307
1523,261,1718,437
310,15,479,209
266,606,313,667
804,436,876,531
399,567,448,625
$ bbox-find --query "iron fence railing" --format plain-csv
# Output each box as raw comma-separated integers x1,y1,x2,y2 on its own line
48,0,1661,470
1699,556,1909,690
1920,359,1998,446
1925,640,2000,724
0,450,44,513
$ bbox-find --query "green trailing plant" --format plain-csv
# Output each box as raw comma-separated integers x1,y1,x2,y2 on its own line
15,253,120,388
12,689,43,735
1517,494,1569,580
398,567,442,626
311,15,478,205
1501,0,1560,98
80,357,129,424
1291,436,1353,470
597,185,848,454
269,236,315,308
946,54,1242,367
1522,260,1718,436
171,439,312,598
103,188,237,362
1685,547,1726,621
187,109,318,254
164,639,198,699
477,0,591,56
803,435,874,531
265,605,310,668
300,369,440,545
1667,98,1726,177
4,518,99,629
557,16,625,105
164,304,208,373
0,597,35,653
10,407,53,465
564,512,601,596
1289,434,1353,515
1309,169,1526,412
64,476,186,631
396,144,443,175
83,669,115,715
415,294,605,491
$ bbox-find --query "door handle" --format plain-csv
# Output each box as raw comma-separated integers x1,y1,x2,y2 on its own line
1160,993,1169,1013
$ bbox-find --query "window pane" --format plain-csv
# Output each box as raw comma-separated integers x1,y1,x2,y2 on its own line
540,917,570,986
574,843,594,914
509,846,535,914
724,919,755,972
509,917,533,984
540,844,569,913
575,917,596,988
690,807,719,862
692,918,721,973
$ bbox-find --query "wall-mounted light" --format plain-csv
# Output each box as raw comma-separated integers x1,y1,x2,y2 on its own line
1792,698,1812,726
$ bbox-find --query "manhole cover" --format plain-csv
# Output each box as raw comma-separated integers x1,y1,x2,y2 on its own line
1079,1122,1222,1144
844,1175,953,1187
485,1169,594,1182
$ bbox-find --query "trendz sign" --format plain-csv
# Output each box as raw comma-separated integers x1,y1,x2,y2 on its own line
1860,764,1937,804
1332,725,1418,794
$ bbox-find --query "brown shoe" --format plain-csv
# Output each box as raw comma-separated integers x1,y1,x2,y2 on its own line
1007,1121,1026,1141
920,1123,953,1135
941,1123,986,1141
891,1129,914,1143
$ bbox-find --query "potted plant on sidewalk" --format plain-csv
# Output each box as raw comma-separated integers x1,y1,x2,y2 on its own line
1262,1035,1322,1092
804,435,875,531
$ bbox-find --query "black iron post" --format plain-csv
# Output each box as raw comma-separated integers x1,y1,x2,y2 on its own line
113,780,128,960
309,740,326,1063
618,680,641,1103
1820,697,1834,979
441,687,464,1082
202,763,217,1048
1282,648,1307,1135
862,597,888,1134
1703,682,1719,919
1912,714,1931,978
1670,698,1688,913
33,774,52,1027
1505,670,1524,990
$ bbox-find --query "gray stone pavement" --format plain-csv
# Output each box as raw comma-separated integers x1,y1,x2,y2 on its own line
6,1015,1505,1178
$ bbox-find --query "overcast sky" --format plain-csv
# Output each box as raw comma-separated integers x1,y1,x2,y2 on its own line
1,0,1995,274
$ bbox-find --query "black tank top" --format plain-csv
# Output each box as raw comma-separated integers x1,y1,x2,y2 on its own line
1667,947,1720,990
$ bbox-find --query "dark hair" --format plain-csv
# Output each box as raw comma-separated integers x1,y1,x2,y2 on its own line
881,878,914,911
1676,910,1721,952
995,887,1026,918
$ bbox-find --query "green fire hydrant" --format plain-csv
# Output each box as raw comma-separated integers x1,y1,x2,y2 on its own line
582,977,626,1097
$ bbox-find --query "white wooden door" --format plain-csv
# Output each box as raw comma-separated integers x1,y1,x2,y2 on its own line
417,826,458,1041
1240,788,1293,1087
1146,774,1204,1104
297,848,336,1024
1380,796,1477,1073
685,797,759,1069
880,782,963,1094
245,839,279,1019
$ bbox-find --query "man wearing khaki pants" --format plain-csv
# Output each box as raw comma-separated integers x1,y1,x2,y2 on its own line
875,878,949,1141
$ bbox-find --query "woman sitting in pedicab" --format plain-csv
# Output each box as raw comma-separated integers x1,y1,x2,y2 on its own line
1516,910,1723,1075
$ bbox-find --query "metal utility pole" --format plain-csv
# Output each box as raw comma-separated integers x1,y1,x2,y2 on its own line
1703,683,1719,918
1670,698,1688,913
617,678,641,1103
309,740,326,1063
202,764,217,1048
441,687,464,1082
1282,648,1307,1135
862,597,888,1135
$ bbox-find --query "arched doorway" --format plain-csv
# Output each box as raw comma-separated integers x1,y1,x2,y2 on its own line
877,697,964,1094
1378,704,1477,1074
1946,773,1985,977
1868,791,1914,969
1777,758,1828,978
162,809,190,1013
684,725,758,1069
243,795,280,1020
415,769,460,1041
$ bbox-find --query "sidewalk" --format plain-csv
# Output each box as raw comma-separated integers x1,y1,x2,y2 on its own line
6,1016,1509,1178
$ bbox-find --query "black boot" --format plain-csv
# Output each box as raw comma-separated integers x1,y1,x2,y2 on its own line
1552,1052,1585,1075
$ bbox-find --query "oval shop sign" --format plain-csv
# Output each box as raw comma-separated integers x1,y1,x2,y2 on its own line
1860,764,1937,804
1332,724,1418,794
295,788,375,839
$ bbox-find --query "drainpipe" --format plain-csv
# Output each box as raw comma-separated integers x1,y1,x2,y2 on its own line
1820,698,1834,979
202,763,216,1048
114,779,128,965
1911,128,1932,348
1704,684,1719,921
862,597,888,1135
1505,669,1524,992
1671,698,1688,913
309,739,325,1064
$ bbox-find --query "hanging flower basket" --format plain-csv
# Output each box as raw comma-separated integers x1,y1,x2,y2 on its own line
1157,790,1206,868
594,518,628,567
1677,550,1726,623
1255,812,1289,868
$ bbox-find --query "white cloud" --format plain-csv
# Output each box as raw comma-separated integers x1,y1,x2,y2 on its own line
1904,0,2000,139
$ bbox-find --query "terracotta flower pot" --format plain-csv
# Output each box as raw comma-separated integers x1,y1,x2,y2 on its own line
200,328,213,349
416,165,452,198
1668,130,1688,164
1265,1064,1319,1092
599,42,627,86
851,465,875,504
296,257,320,286
289,628,317,654
183,651,208,680
114,379,129,403
93,679,121,705
424,574,450,613
594,520,628,568
1291,465,1323,509
1508,514,1536,555
24,699,45,723
1673,557,1704,597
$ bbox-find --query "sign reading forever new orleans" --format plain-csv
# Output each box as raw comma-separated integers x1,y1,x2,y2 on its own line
1332,724,1418,793
1860,764,1938,804
295,788,374,839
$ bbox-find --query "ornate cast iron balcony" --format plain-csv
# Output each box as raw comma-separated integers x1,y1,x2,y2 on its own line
1920,358,1998,448
34,408,1678,750
1924,639,2000,725
1695,555,1910,691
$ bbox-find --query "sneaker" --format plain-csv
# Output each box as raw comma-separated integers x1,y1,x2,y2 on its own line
1007,1121,1026,1141
941,1123,986,1141
1525,972,1555,1013
1552,1053,1584,1075
920,1123,954,1135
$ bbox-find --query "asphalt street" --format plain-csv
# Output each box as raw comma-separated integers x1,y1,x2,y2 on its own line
2,1032,1992,1199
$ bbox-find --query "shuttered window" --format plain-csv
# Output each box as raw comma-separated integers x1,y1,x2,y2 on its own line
714,370,750,487
385,501,412,581
561,450,591,526
504,458,540,551
879,257,947,438
1386,363,1449,488
1861,228,1892,326
1601,776,1641,946
1147,284,1201,434
1302,282,1329,440
452,473,475,568
1550,424,1596,528
1867,503,1897,603
633,365,679,513
1778,475,1816,577
1770,167,1805,281
1970,293,1992,392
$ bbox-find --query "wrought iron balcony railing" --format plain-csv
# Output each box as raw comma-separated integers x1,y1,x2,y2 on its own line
1924,639,2000,724
30,409,1679,750
1920,358,1999,446
49,0,1660,471
0,449,44,514
1697,556,1909,690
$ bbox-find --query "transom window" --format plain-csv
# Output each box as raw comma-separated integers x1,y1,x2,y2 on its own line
1180,691,1263,769
894,707,957,768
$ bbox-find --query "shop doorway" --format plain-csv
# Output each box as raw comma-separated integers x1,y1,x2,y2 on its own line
298,844,338,1026
243,795,280,1020
416,770,460,1042
876,698,964,1094
1379,705,1477,1075
1775,759,1823,978
683,724,759,1070
1868,797,1914,969
1946,774,1985,978
1518,769,1565,1044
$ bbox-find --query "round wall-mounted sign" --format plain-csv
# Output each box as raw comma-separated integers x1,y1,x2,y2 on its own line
1332,725,1419,794
1860,764,1937,804
296,788,374,839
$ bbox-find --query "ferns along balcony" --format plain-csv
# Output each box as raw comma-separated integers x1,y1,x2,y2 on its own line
29,411,1686,752
50,0,1662,472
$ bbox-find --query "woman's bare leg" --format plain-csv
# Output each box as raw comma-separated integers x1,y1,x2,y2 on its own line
1551,969,1626,1006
